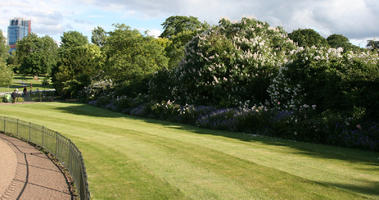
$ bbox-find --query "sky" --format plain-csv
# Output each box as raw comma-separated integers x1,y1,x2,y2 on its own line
0,0,378,47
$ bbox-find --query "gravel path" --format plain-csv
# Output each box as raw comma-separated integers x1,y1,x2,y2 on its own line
0,134,72,200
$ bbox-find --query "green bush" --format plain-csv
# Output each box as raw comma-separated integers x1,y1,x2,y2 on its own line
95,95,112,107
268,47,379,119
115,94,148,111
0,62,13,87
173,17,297,107
1,94,12,103
148,69,174,101
42,77,50,86
15,96,24,103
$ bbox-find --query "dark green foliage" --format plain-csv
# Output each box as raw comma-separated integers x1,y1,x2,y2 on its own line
0,30,12,86
271,47,379,119
60,31,88,48
53,31,102,98
327,34,349,48
165,30,200,69
367,40,379,53
91,26,107,47
288,29,329,47
103,24,168,97
327,34,361,52
160,16,208,39
6,51,18,72
160,16,210,69
148,69,174,101
16,33,58,75
0,30,9,61
53,44,102,98
0,62,13,87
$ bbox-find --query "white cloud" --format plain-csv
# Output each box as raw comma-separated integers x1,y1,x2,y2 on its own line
146,29,161,38
85,0,379,42
0,0,378,45
0,0,93,40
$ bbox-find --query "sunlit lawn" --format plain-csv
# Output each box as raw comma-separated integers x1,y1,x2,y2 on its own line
0,102,378,200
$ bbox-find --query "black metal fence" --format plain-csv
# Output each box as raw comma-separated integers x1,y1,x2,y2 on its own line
0,116,90,200
0,90,56,103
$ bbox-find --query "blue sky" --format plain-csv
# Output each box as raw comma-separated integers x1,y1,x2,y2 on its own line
1,0,378,47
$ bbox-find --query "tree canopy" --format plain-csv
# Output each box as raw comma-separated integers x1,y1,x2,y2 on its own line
326,34,361,51
16,33,58,75
288,29,328,48
52,31,104,98
0,62,13,87
160,16,209,69
160,16,207,39
367,40,379,52
0,30,13,86
103,24,168,96
53,43,103,98
0,30,9,62
91,26,107,47
60,31,88,48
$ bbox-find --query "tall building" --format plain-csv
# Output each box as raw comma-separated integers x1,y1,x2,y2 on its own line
8,18,31,51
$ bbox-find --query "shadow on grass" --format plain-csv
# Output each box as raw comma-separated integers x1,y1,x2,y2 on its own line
54,102,125,118
318,180,379,197
55,103,379,165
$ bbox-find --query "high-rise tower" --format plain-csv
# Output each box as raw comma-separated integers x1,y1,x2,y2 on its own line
8,18,31,51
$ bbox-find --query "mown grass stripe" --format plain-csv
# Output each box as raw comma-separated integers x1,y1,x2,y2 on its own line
0,102,378,199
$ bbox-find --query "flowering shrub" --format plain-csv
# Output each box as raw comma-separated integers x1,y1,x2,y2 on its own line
268,46,379,118
145,100,217,123
173,17,297,106
115,94,148,110
196,105,272,132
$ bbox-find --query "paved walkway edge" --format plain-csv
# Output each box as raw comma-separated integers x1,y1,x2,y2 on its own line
0,134,73,200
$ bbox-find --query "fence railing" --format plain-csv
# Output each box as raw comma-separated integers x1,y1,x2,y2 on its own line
0,116,90,200
1,90,56,103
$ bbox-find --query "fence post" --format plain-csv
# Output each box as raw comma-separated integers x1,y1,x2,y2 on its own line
28,122,31,142
55,133,58,155
68,144,72,171
4,117,6,134
16,119,19,137
42,126,45,148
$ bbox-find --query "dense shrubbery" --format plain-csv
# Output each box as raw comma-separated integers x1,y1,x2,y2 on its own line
268,46,379,118
172,18,297,106
90,98,378,150
43,16,379,151
0,62,13,87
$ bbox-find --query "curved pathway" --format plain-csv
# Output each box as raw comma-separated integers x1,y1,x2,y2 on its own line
0,134,72,200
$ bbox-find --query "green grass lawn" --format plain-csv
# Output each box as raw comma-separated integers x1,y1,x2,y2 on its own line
0,75,53,93
0,102,378,200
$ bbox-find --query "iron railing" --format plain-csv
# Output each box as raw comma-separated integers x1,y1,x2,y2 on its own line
0,116,90,200
0,90,56,103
